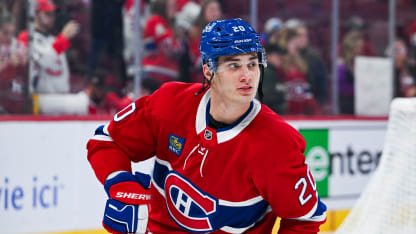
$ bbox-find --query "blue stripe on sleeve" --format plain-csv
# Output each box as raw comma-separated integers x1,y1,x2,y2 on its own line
312,197,327,217
94,125,108,136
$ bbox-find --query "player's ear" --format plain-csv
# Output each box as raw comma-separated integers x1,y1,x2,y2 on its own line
202,64,213,81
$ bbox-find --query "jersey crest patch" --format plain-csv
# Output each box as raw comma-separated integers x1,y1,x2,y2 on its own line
165,172,217,232
168,134,185,156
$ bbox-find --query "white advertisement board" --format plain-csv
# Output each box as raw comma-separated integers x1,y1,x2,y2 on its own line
0,118,387,233
290,120,387,210
0,121,107,233
328,125,386,209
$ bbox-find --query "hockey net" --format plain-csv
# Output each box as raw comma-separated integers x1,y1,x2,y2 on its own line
336,98,416,234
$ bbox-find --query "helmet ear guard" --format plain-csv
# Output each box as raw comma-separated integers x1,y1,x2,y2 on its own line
206,58,216,73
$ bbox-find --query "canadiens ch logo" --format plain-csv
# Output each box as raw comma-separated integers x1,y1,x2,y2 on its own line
168,134,185,156
153,159,271,233
165,172,217,232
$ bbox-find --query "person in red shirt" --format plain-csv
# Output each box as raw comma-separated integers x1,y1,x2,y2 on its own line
87,18,326,233
279,26,322,115
142,0,182,83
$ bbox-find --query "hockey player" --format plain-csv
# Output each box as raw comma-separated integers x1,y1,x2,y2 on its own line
87,18,327,233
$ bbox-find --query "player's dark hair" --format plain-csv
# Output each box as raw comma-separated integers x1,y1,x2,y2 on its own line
195,61,213,96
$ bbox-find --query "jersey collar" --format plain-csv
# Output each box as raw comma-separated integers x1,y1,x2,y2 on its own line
195,89,261,144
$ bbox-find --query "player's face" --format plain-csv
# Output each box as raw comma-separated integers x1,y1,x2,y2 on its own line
208,53,260,105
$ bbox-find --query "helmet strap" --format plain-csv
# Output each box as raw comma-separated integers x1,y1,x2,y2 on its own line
257,64,264,103
195,72,214,96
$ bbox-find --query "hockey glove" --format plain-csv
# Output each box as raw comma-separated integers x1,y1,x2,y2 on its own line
103,171,151,234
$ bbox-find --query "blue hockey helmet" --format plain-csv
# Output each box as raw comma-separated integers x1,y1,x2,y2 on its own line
199,18,266,72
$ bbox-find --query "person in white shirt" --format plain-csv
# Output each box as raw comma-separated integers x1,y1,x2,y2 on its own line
18,0,80,94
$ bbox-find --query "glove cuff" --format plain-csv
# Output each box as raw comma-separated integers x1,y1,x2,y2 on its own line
104,172,151,205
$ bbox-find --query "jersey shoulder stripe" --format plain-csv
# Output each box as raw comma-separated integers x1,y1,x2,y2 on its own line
91,124,113,141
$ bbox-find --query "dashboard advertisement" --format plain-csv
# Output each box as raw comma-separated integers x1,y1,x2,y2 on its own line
0,118,387,233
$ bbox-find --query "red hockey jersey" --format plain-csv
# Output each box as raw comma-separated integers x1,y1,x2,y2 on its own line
87,82,326,233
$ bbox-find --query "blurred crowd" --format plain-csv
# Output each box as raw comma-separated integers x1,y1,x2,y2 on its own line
1,0,416,116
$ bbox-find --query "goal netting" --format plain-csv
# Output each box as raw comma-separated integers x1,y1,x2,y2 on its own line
336,98,416,234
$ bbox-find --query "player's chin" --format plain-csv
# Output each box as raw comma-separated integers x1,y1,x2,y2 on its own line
236,93,255,103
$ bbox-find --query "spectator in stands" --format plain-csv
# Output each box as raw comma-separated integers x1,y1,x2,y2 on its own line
88,72,162,115
174,1,201,83
85,73,110,115
387,39,416,97
288,19,329,107
342,16,375,57
5,0,27,35
295,19,328,106
0,19,27,71
175,0,193,12
338,30,365,114
175,1,201,35
142,0,182,83
187,0,223,82
0,2,13,30
0,19,23,72
0,26,9,73
17,0,80,94
0,18,27,114
278,24,322,115
122,0,150,79
263,17,283,46
262,44,287,115
193,0,223,30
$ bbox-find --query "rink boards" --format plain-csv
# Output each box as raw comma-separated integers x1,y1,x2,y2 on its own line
0,116,387,233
